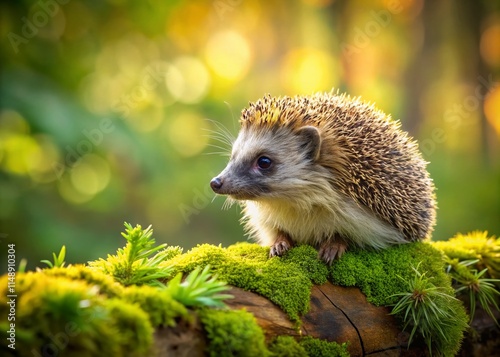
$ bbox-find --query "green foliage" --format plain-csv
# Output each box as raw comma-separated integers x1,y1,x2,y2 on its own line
281,245,329,285
42,264,124,297
431,232,500,326
330,243,468,355
2,223,483,357
89,222,175,286
103,298,154,357
391,263,468,356
329,242,451,306
445,258,500,324
199,309,269,357
269,336,308,357
40,245,67,269
165,265,233,308
268,336,350,357
0,272,154,356
122,285,188,327
299,336,350,357
163,242,317,321
432,231,500,278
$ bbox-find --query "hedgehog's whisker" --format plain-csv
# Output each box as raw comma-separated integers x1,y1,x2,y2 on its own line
222,197,235,210
202,130,233,148
205,118,236,145
203,151,230,157
223,101,238,133
205,143,230,152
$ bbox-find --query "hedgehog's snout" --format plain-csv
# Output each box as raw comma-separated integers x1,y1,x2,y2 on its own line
210,176,224,193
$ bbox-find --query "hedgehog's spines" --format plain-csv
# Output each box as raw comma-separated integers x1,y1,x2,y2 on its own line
236,92,436,243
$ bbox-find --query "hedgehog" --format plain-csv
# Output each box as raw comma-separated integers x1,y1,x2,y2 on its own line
210,92,436,264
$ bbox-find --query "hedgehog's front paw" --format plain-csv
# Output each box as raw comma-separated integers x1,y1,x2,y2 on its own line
318,239,348,265
269,232,294,258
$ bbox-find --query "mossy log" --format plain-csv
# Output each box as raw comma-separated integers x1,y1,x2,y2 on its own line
154,284,500,357
3,228,497,356
154,283,428,357
226,283,419,356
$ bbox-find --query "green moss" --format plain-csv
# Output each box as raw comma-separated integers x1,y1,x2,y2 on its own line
0,228,475,357
281,245,329,285
299,336,350,357
41,264,124,297
0,272,153,356
431,231,500,278
434,297,468,356
269,336,308,357
329,243,469,355
160,245,184,260
330,242,451,306
104,298,154,356
164,242,320,321
199,309,269,357
268,335,350,357
122,284,188,327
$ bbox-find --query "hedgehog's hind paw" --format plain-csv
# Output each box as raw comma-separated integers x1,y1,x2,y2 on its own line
318,238,348,265
269,231,294,258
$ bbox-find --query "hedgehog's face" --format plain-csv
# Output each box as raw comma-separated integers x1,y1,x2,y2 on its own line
210,125,323,201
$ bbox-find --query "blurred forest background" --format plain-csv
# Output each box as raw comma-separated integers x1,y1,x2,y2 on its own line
0,0,499,272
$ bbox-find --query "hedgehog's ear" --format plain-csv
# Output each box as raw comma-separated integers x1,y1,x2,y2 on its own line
297,126,322,162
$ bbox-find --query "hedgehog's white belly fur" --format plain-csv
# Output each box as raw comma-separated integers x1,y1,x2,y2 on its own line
242,196,407,249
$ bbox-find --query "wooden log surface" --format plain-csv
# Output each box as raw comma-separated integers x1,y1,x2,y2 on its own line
225,282,420,357
154,283,500,356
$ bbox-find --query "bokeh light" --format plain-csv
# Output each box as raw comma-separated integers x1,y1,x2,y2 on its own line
484,85,500,136
205,30,252,82
0,0,499,272
166,56,211,104
480,22,500,67
281,48,339,94
166,111,210,157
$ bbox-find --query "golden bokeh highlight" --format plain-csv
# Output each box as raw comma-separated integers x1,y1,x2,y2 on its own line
26,135,61,183
69,154,111,196
281,48,339,94
205,31,252,82
484,86,500,136
301,0,335,7
480,23,500,67
166,56,211,104
58,175,93,204
166,111,210,157
58,154,111,204
0,111,60,181
126,100,165,133
79,35,164,116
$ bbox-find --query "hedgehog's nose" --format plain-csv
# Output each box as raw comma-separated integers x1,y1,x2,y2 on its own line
210,177,223,192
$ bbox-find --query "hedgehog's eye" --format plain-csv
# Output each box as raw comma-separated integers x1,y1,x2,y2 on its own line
256,156,272,170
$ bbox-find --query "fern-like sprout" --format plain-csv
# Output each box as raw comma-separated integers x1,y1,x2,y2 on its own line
89,222,176,286
40,245,67,269
165,265,233,308
391,263,466,355
446,258,500,324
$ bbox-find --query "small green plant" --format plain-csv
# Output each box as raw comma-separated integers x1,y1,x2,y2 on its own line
432,231,500,279
165,265,233,308
40,245,66,268
89,222,174,286
445,258,500,324
391,263,467,355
